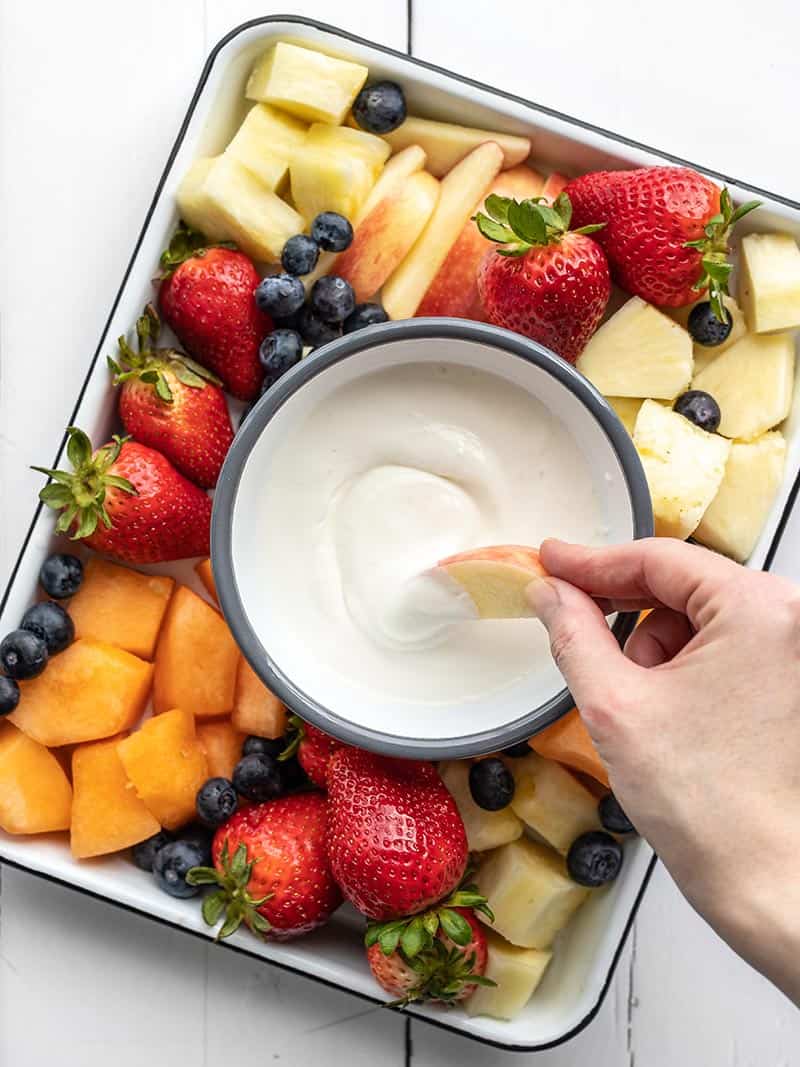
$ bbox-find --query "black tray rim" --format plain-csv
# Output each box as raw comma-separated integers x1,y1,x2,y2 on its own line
1,11,798,1053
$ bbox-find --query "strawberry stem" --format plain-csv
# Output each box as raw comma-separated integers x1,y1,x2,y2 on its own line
684,187,761,321
187,840,274,941
158,221,236,278
474,192,604,258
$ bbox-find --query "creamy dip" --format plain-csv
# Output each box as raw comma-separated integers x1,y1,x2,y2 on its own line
260,362,608,706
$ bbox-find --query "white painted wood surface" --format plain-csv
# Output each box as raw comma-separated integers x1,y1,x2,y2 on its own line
1,1,798,1064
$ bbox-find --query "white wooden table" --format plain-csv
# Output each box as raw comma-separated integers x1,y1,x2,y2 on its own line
1,1,799,1063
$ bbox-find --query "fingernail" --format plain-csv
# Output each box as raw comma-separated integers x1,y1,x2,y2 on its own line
525,576,559,622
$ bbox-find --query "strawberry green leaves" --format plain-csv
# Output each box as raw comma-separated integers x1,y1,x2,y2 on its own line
158,221,236,277
365,882,494,960
685,187,761,321
187,840,274,942
475,192,604,257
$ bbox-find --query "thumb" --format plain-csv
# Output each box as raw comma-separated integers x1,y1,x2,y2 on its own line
526,575,640,714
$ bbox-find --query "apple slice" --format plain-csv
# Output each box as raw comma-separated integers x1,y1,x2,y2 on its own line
349,113,530,177
335,170,440,302
433,545,547,619
540,172,568,203
417,164,545,318
381,141,504,320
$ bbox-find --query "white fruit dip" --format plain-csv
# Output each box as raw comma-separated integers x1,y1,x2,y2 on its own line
260,362,608,705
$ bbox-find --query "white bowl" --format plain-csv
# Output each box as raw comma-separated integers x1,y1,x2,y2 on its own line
212,319,653,758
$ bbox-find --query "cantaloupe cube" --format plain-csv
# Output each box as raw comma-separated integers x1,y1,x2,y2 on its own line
10,639,153,746
195,558,218,604
117,708,208,831
67,558,174,659
197,718,245,780
70,736,160,858
0,720,72,834
529,709,610,787
231,657,286,738
153,587,239,719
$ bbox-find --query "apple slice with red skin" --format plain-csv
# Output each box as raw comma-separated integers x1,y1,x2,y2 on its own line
433,545,548,619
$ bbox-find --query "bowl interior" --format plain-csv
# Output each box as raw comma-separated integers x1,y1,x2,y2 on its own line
221,327,642,752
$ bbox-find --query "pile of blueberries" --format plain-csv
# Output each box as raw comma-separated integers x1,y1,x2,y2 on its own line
673,300,730,434
135,734,304,899
469,743,635,888
0,553,83,717
245,211,389,427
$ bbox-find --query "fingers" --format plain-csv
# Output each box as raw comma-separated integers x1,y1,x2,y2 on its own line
624,607,694,667
539,537,739,621
526,576,641,712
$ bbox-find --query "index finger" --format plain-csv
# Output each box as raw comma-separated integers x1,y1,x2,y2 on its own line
539,537,740,619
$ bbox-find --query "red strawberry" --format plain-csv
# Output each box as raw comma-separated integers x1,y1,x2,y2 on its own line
565,167,760,317
158,225,271,401
326,747,468,920
188,793,342,941
281,715,349,789
34,427,211,563
109,305,234,488
367,906,493,1006
475,193,610,362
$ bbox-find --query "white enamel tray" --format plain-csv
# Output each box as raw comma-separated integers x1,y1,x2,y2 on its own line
1,15,799,1052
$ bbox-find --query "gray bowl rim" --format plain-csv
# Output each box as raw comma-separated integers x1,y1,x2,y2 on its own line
211,317,653,759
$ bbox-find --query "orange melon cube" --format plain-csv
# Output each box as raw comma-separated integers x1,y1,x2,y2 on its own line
70,735,160,858
117,708,208,831
68,558,174,660
530,708,610,788
197,718,245,779
195,558,218,604
232,657,287,738
0,720,72,834
10,639,153,747
153,587,239,719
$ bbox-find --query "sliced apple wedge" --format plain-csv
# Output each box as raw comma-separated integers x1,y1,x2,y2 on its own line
381,141,504,320
540,172,569,203
433,545,547,620
335,170,439,302
417,164,545,319
363,113,530,177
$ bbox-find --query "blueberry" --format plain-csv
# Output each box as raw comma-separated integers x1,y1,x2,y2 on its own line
132,831,173,872
238,400,258,430
196,777,238,828
352,81,407,134
258,329,304,388
281,234,320,276
298,305,342,348
0,676,20,717
343,303,389,333
233,753,284,802
255,273,306,319
152,839,207,898
243,735,285,759
311,212,353,253
468,757,515,811
280,755,306,790
310,276,355,324
688,301,732,347
20,601,74,655
179,825,214,866
501,740,531,758
39,553,83,599
272,308,303,332
0,630,48,680
567,831,624,887
599,793,636,835
673,390,721,433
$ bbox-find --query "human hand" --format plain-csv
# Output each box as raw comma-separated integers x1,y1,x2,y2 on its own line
527,537,800,1004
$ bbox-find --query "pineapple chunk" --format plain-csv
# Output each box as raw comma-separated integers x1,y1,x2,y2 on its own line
607,396,644,435
290,145,376,224
740,233,800,333
633,399,731,539
439,761,523,853
691,295,747,374
692,332,795,440
246,42,368,125
225,103,308,193
577,297,693,399
695,431,787,562
204,154,305,262
304,123,390,179
176,157,229,241
509,752,601,854
475,837,589,949
372,114,531,178
466,931,552,1020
